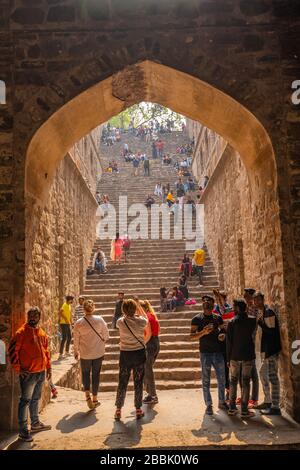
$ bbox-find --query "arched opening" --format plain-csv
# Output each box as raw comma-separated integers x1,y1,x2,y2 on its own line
24,60,291,416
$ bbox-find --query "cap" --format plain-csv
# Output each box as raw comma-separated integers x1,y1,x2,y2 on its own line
202,295,214,302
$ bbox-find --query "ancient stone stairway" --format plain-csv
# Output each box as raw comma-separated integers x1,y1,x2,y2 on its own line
83,130,220,391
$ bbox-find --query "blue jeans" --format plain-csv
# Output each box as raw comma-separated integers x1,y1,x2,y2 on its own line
18,371,45,432
200,353,225,406
95,259,105,273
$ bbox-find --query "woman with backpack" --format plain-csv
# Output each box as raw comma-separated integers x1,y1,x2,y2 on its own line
73,299,109,410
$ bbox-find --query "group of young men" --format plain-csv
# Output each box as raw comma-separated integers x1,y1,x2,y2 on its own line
190,288,281,418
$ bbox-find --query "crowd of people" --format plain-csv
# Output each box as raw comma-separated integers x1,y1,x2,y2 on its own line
9,281,282,441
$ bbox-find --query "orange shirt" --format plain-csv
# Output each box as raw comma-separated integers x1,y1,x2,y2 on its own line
9,323,51,374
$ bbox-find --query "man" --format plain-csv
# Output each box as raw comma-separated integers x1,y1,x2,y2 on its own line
8,307,52,442
192,247,206,286
254,292,282,415
226,299,257,418
73,295,85,323
243,288,259,408
132,156,140,176
190,295,227,415
58,295,74,359
175,178,185,206
112,292,125,329
144,155,150,176
73,299,109,409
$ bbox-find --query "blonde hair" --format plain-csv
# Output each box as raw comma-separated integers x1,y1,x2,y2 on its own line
122,299,137,317
140,300,158,321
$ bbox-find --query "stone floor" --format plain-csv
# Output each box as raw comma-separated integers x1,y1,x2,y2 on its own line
5,387,300,450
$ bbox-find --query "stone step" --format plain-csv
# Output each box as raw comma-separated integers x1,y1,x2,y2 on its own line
104,341,199,352
101,357,200,371
100,366,203,382
103,348,199,361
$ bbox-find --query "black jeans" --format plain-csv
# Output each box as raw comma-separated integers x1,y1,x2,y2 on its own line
144,336,160,396
115,349,146,409
80,357,103,395
59,324,72,354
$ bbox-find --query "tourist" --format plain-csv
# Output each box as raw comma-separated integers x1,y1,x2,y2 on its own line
166,288,177,312
73,295,85,323
73,299,109,410
110,232,123,264
173,286,185,307
93,250,107,274
192,247,206,286
122,233,131,263
114,299,148,420
140,300,160,404
243,288,259,408
154,182,163,198
123,142,129,156
159,287,168,312
132,155,140,176
178,275,189,300
144,155,150,176
213,290,234,400
152,141,157,159
175,178,185,206
254,292,282,415
226,299,257,418
112,292,125,329
190,295,228,415
181,254,192,278
58,295,74,359
145,194,155,209
166,190,175,208
8,306,52,441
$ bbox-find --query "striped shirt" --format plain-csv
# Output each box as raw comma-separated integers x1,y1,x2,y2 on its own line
74,304,85,323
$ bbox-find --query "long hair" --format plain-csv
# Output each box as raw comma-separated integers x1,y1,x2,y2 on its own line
140,300,159,321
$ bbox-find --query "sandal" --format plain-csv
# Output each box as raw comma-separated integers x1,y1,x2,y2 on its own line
114,408,121,421
136,408,144,419
86,397,95,410
93,400,101,408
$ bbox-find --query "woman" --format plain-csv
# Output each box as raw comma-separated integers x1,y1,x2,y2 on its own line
159,287,168,312
110,232,123,264
173,286,185,307
166,190,175,208
94,250,107,274
140,300,160,405
178,275,189,300
166,289,177,312
181,254,192,278
73,299,109,409
114,299,148,420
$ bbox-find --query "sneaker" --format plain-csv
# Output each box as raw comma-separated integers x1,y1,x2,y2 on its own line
228,407,238,416
254,402,272,410
218,402,229,411
241,410,256,418
260,407,281,416
92,400,101,408
31,421,52,432
86,397,95,410
143,395,158,404
205,405,213,415
18,430,33,442
248,400,258,409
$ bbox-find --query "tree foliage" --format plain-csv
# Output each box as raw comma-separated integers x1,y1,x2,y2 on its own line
108,102,185,129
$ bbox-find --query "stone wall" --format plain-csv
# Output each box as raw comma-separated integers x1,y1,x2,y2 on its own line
25,132,100,353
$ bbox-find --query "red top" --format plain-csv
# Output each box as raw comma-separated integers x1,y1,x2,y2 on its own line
147,312,160,336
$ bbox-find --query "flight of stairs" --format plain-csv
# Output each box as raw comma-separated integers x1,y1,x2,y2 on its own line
83,130,220,391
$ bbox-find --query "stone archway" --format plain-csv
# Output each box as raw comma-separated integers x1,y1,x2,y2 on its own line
24,60,297,419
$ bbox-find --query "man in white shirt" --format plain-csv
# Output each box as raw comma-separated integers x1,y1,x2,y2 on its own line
73,299,109,409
